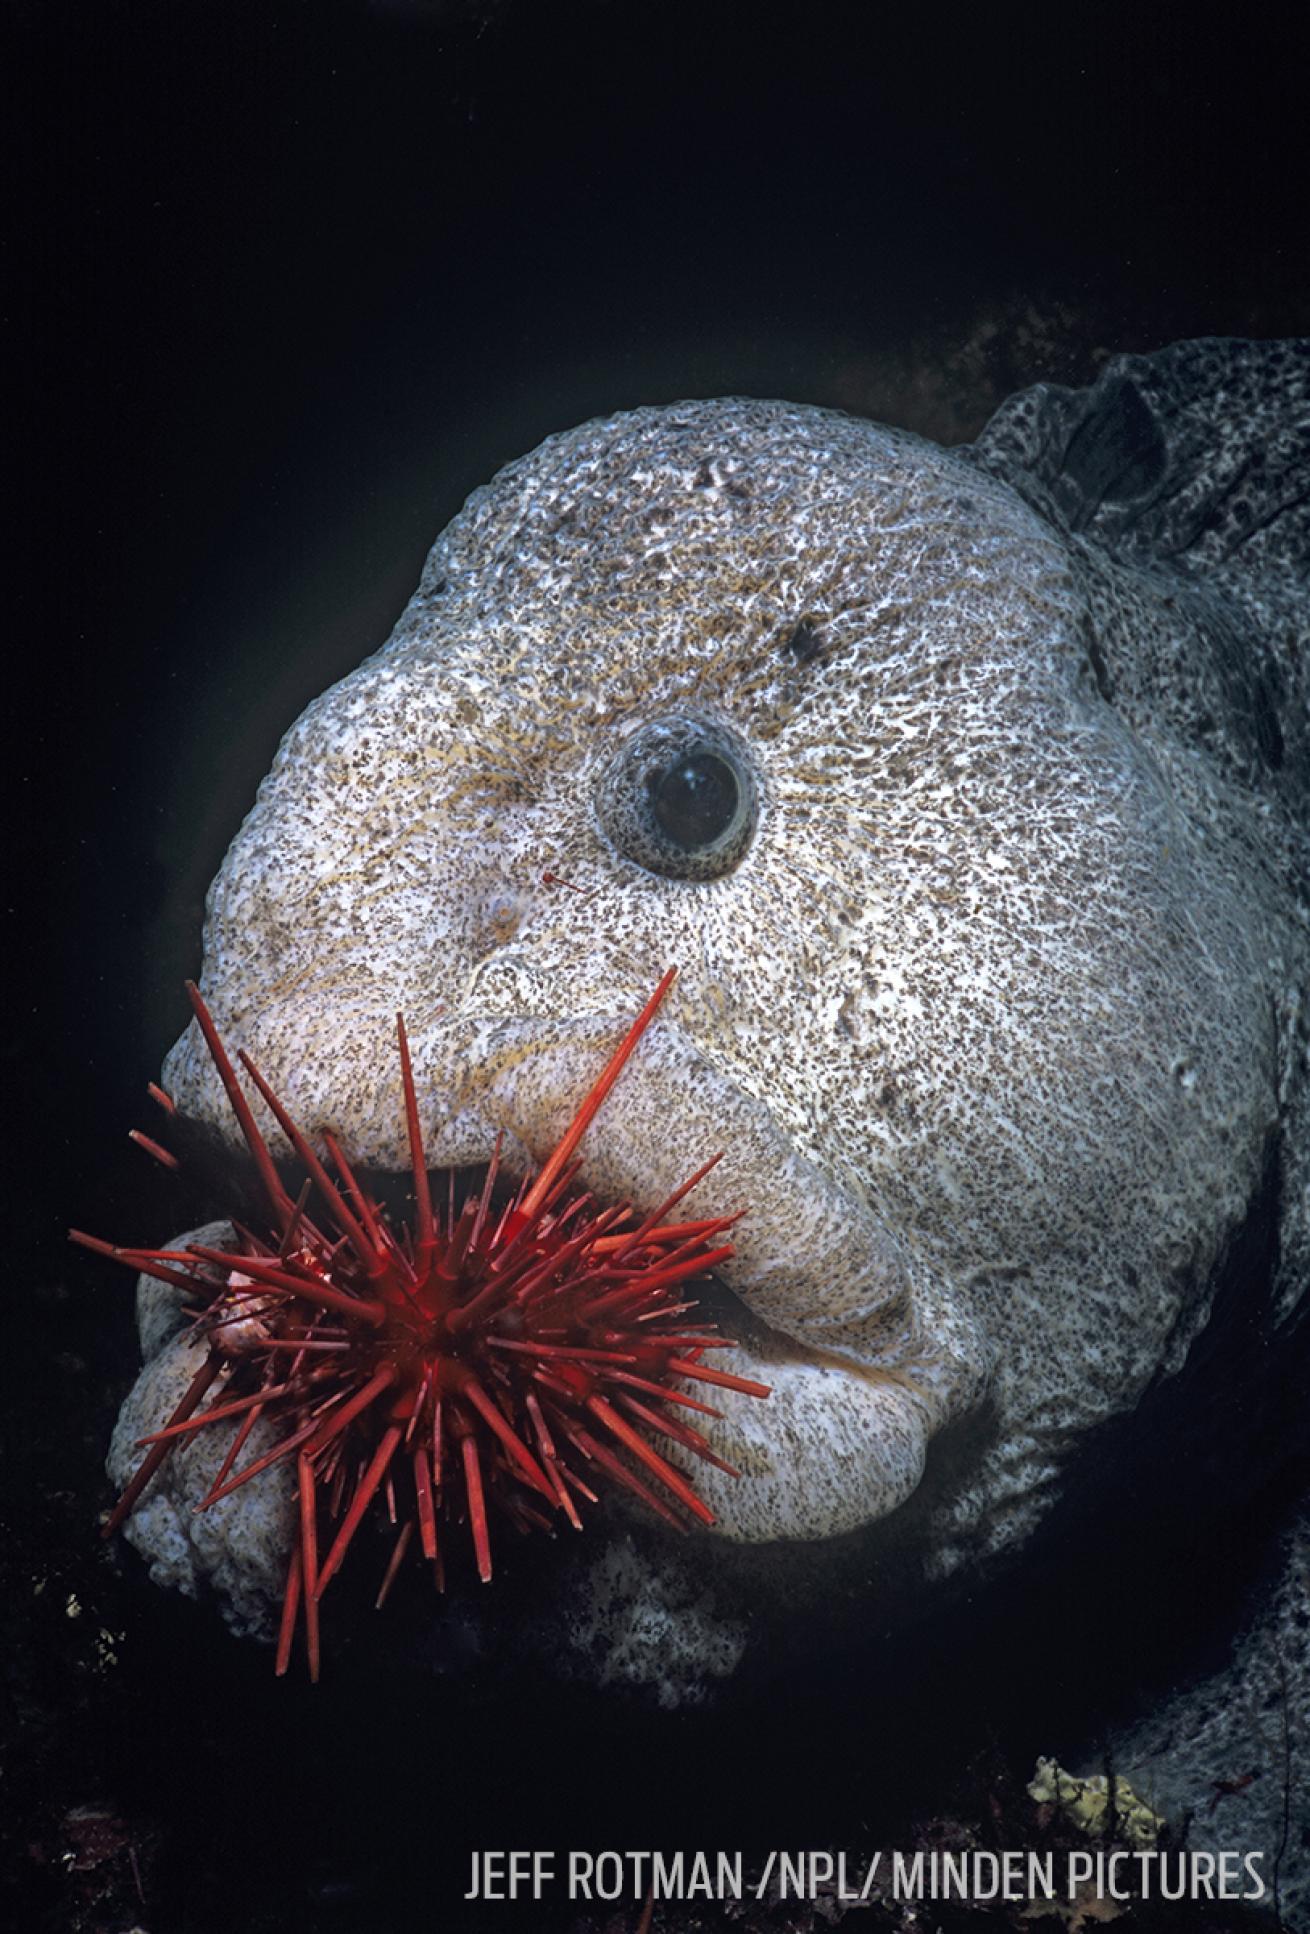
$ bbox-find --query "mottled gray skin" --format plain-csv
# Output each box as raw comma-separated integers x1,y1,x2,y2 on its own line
108,1225,296,1635
113,340,1308,1902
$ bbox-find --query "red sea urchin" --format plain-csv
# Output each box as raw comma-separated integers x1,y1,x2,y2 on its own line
70,970,771,1680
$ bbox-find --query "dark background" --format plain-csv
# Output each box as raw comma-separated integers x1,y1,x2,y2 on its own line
6,2,1310,1928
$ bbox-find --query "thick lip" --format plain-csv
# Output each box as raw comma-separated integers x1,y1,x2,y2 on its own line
175,1136,919,1376
161,998,992,1541
174,1124,833,1372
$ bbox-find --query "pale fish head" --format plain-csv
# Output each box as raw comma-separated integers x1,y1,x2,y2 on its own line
133,359,1306,1695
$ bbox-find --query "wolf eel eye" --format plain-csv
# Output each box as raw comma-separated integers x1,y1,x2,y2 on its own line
649,751,738,846
598,716,758,880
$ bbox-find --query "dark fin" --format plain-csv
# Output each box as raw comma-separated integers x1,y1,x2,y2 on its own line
970,337,1308,576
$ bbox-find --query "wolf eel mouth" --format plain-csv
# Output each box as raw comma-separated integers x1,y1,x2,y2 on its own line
162,997,993,1545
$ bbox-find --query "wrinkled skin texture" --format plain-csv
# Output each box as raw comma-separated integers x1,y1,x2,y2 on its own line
112,340,1308,1892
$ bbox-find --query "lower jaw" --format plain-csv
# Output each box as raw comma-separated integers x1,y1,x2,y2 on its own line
670,1342,933,1541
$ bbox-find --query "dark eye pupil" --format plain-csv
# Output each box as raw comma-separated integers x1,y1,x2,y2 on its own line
647,752,739,850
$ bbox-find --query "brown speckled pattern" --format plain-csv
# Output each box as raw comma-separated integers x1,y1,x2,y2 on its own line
132,349,1305,1624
